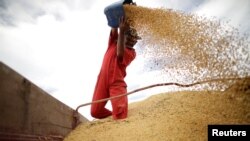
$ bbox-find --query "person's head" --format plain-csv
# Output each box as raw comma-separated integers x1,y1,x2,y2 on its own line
125,27,141,48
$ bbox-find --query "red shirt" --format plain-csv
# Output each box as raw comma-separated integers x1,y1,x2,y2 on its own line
99,30,136,88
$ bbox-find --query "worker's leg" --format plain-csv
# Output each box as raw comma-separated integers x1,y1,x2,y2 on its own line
109,85,128,119
90,78,112,119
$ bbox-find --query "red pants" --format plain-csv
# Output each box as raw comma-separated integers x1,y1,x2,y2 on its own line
91,81,128,120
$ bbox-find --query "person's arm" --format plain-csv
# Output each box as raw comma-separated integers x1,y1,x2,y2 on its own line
117,16,128,61
111,28,118,37
107,27,118,48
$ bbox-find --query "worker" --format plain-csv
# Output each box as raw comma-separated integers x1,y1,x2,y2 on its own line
90,13,141,119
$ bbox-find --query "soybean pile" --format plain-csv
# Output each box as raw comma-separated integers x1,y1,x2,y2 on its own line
64,80,250,141
124,5,250,90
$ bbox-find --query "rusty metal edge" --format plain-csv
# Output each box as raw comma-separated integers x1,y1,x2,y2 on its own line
0,132,64,141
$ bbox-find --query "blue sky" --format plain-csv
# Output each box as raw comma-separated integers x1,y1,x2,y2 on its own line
0,0,249,120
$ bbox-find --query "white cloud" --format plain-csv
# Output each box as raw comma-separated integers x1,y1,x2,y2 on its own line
193,0,250,33
0,0,99,25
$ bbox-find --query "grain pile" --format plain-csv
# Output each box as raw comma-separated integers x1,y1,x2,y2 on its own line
64,78,250,141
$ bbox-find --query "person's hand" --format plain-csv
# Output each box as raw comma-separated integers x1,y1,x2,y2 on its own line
125,35,138,48
123,0,132,5
131,2,137,5
123,0,136,5
119,16,129,33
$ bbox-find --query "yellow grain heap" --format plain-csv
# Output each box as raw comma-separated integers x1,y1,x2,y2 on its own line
64,79,250,141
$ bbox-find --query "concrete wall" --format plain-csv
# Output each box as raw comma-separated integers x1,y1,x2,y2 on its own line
0,62,88,138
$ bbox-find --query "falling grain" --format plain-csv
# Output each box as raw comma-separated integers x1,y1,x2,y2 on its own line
124,5,250,90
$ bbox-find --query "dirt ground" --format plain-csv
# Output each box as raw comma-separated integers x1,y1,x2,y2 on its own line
64,83,250,141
